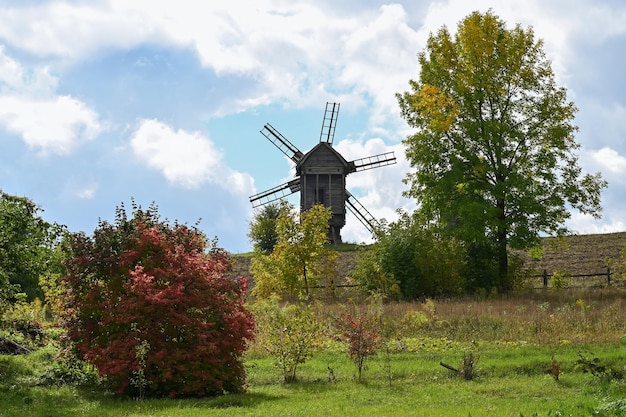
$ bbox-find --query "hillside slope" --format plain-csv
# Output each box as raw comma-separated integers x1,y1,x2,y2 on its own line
520,231,626,276
231,232,626,281
229,251,359,282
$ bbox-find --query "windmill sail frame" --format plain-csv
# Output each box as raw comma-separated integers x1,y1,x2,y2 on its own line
249,102,396,242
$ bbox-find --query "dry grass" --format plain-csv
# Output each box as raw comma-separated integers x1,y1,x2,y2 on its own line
519,232,626,276
247,288,626,360
369,289,626,345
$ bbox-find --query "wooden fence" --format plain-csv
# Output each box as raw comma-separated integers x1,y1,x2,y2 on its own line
532,267,615,289
307,268,621,294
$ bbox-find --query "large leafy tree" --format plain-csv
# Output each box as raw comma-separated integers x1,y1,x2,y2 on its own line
251,202,338,299
0,191,66,303
63,202,255,397
397,11,606,291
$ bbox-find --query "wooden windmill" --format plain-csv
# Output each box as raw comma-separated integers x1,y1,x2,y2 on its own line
249,102,397,244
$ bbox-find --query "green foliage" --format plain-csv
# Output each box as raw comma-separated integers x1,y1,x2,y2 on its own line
251,202,338,299
354,210,465,299
550,270,571,290
0,190,68,304
397,11,606,291
348,244,399,299
461,349,479,381
38,345,102,387
399,310,429,331
1,299,49,351
462,241,499,292
253,299,321,383
575,351,625,382
248,203,281,254
62,201,255,397
38,242,72,320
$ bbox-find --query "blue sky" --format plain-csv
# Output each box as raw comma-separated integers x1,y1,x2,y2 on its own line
1,0,625,253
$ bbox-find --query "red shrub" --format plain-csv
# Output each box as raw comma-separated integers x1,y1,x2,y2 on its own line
62,204,254,397
336,311,381,381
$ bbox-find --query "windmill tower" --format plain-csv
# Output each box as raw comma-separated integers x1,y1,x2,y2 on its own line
249,102,396,244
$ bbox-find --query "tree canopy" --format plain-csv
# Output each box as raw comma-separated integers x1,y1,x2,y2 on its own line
251,202,338,299
0,191,66,304
248,203,281,254
397,11,606,291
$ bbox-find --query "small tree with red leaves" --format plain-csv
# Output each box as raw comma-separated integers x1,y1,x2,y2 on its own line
62,202,255,397
336,311,381,382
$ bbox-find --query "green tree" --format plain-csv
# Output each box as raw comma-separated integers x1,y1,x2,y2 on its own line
397,11,606,291
248,203,281,254
0,191,67,303
353,211,464,299
349,243,399,299
251,202,338,299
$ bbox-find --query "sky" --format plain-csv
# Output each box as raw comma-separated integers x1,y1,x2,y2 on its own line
1,0,625,253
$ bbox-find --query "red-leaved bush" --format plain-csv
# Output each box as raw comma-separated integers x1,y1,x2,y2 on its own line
336,311,381,382
62,203,255,397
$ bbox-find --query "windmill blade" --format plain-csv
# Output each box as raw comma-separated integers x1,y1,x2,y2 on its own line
350,151,397,172
345,191,378,234
261,124,304,163
319,102,340,144
249,178,301,208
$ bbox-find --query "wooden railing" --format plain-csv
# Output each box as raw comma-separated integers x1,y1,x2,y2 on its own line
532,267,615,288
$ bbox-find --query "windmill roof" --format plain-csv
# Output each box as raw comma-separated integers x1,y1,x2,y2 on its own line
296,142,351,168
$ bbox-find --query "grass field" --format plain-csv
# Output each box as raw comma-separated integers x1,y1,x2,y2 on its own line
2,342,625,416
2,289,626,416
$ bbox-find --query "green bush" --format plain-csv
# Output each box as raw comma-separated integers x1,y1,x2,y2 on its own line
253,299,321,383
354,211,465,299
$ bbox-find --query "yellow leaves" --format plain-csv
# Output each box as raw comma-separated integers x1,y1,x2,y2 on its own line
458,11,502,61
414,84,459,132
251,202,339,299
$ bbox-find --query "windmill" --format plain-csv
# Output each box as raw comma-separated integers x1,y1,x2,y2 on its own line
249,102,397,244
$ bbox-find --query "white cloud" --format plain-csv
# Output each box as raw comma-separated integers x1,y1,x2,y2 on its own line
130,119,254,194
590,147,626,176
0,2,420,128
1,1,624,125
567,211,626,235
0,95,103,155
0,46,58,94
0,46,103,155
0,2,169,60
75,184,98,200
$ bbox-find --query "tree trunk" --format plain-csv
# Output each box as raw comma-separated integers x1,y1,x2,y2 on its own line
302,265,309,297
498,237,508,291
496,198,508,291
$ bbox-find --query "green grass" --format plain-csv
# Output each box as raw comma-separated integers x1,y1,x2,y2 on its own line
4,292,626,416
2,341,626,416
328,242,367,252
